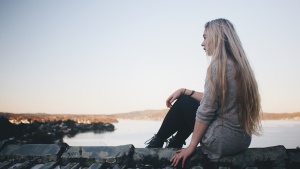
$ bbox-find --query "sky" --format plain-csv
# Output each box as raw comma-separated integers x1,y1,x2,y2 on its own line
1,0,300,115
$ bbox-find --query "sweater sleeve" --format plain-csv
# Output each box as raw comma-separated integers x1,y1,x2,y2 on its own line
196,63,219,126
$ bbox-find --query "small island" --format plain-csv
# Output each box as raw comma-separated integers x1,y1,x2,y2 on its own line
0,115,115,144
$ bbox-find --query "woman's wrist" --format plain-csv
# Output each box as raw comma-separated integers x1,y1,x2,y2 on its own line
189,90,195,97
187,143,197,150
181,88,195,97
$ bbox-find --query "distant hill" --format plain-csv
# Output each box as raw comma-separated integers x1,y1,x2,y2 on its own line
109,110,300,121
1,110,300,122
262,112,300,120
108,109,168,120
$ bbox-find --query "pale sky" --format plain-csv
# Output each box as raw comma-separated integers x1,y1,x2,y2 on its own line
1,0,300,114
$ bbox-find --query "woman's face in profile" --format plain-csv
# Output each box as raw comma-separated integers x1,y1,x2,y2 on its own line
201,30,208,55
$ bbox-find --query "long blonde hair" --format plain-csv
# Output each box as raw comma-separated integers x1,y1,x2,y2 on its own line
205,18,262,135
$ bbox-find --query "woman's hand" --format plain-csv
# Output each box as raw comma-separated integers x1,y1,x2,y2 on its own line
166,88,184,108
170,146,196,168
170,121,207,168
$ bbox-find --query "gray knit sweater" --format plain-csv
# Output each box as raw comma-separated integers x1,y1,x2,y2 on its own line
196,60,251,159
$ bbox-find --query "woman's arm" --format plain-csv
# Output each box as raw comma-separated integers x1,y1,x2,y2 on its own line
170,120,208,168
166,88,203,108
187,120,208,149
181,88,203,102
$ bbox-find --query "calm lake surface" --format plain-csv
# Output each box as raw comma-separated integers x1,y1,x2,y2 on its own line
63,120,300,148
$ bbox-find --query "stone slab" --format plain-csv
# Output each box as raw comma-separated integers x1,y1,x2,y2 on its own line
88,163,103,169
61,163,80,169
0,140,15,153
132,148,175,168
111,164,126,169
14,161,33,169
61,144,134,167
39,162,58,169
211,145,287,168
0,161,13,169
0,144,62,163
0,143,299,168
287,148,300,169
132,147,206,168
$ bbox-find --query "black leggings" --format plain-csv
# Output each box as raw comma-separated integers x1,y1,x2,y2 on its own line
156,95,200,142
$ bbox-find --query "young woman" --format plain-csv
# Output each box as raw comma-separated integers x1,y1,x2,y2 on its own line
144,18,262,168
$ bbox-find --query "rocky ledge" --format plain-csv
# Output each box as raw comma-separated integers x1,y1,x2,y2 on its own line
0,140,299,169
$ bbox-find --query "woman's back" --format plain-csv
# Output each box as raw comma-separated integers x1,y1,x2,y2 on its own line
197,59,251,159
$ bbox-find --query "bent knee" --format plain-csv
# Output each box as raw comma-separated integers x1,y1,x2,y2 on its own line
177,95,198,106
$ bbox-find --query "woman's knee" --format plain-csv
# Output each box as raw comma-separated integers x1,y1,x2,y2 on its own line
177,95,198,106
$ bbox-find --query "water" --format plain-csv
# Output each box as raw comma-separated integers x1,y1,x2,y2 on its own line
63,120,300,148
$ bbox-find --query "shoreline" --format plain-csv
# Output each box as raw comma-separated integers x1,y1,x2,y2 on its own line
1,111,300,123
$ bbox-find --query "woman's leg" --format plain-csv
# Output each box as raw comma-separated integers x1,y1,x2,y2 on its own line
165,95,199,148
176,94,200,135
154,95,199,147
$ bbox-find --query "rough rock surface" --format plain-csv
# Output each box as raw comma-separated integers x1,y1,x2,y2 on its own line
0,140,299,169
